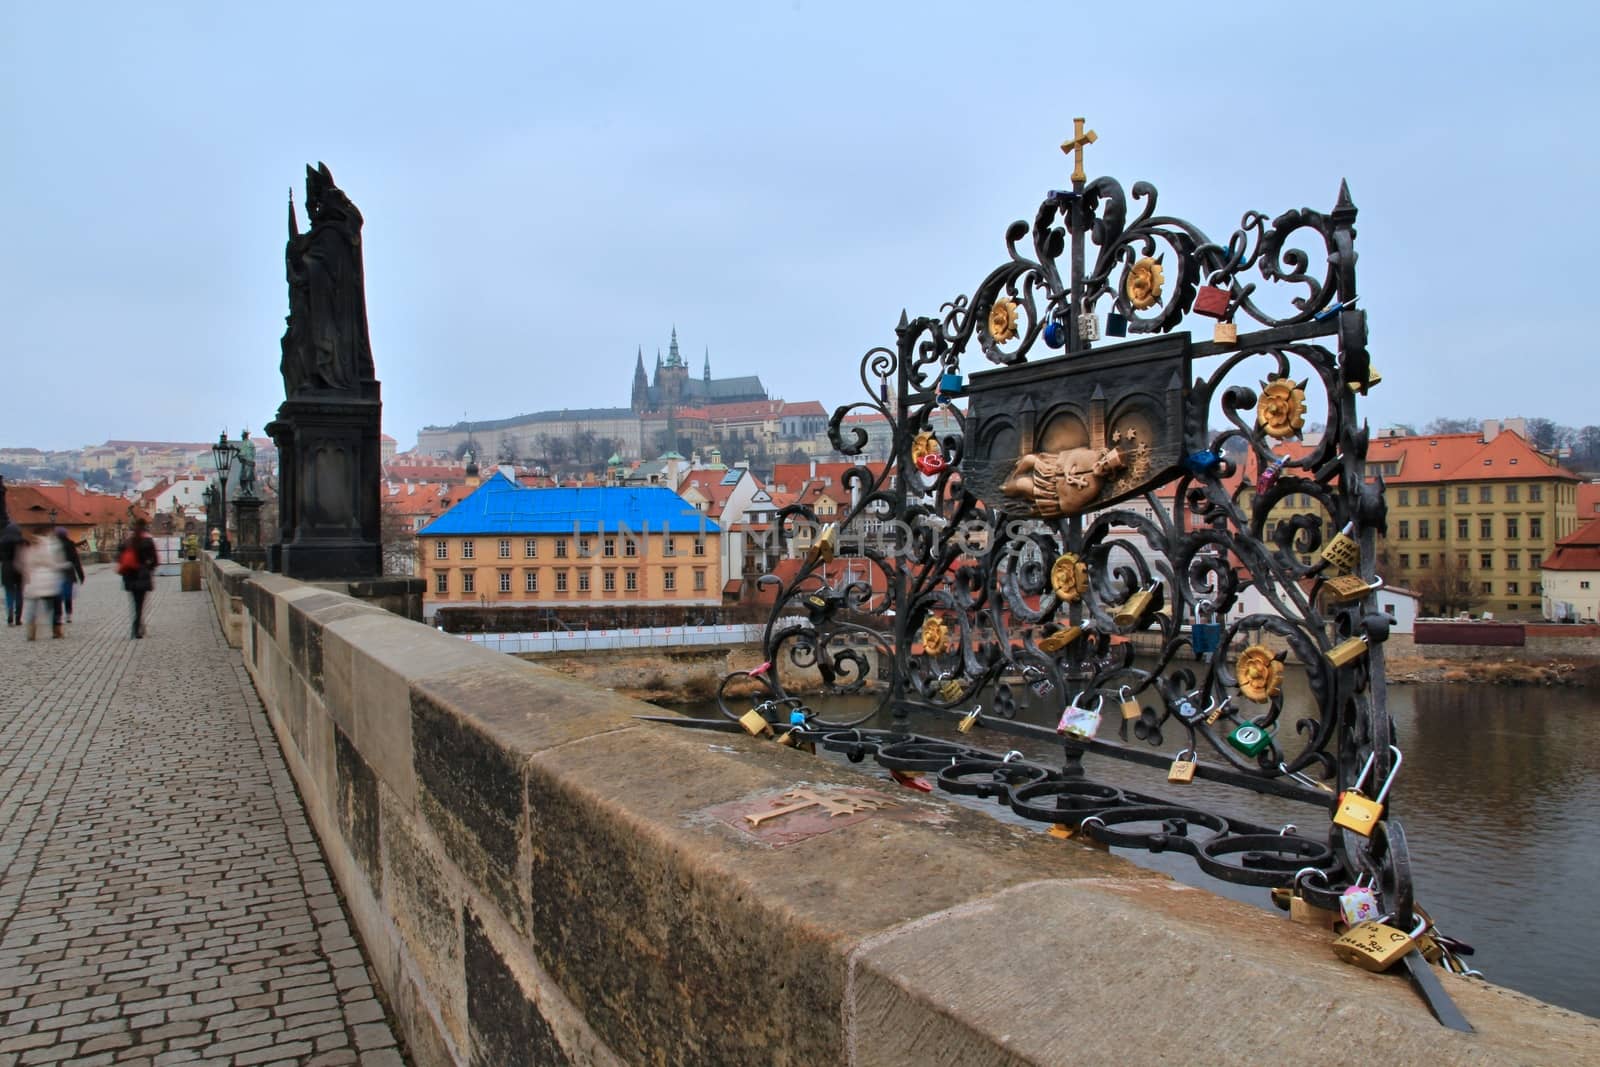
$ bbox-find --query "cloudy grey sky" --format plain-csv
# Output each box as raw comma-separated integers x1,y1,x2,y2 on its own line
3,1,1595,452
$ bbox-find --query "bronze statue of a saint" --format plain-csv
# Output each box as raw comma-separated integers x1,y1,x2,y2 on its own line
280,163,375,396
1002,445,1126,518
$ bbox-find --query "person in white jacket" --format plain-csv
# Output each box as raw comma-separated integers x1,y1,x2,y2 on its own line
20,528,68,640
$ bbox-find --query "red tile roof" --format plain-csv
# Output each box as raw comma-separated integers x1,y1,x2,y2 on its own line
703,400,785,422
1543,517,1600,572
1366,430,1577,484
1579,482,1600,518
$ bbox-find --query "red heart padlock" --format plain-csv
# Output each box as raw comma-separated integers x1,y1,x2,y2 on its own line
917,453,947,476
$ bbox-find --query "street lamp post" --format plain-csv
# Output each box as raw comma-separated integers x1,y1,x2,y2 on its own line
211,432,239,559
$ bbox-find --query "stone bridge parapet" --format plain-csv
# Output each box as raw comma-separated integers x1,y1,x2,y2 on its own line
203,557,1596,1065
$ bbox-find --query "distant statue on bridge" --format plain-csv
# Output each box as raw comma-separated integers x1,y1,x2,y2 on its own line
280,163,376,396
237,430,257,498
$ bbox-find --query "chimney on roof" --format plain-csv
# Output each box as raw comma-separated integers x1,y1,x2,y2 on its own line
1482,419,1500,442
809,458,817,480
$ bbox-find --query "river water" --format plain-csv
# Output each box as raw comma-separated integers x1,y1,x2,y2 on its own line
677,679,1600,1018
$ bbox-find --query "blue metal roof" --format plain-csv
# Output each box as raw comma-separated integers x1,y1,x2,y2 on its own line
418,472,720,537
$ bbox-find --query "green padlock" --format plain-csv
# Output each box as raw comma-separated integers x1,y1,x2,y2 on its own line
1228,721,1275,758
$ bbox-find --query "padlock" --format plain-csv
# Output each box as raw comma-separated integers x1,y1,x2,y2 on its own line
1118,685,1141,721
1182,450,1222,477
1043,317,1067,349
938,371,964,396
1113,587,1154,628
1027,670,1055,698
1227,721,1274,758
1077,311,1100,342
1167,749,1198,783
1288,868,1339,928
958,706,981,734
1255,454,1286,496
1193,285,1231,318
1191,620,1222,657
738,709,773,737
1322,573,1383,605
1038,625,1083,653
1213,321,1238,345
805,593,829,611
1318,522,1359,573
1270,886,1293,911
789,710,808,727
1325,634,1370,668
1056,692,1103,741
1333,915,1428,973
1333,745,1402,837
776,729,797,747
916,452,947,477
938,676,964,701
807,523,838,565
1339,881,1380,927
1105,312,1128,337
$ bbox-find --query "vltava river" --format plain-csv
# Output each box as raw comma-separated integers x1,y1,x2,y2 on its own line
679,681,1600,1017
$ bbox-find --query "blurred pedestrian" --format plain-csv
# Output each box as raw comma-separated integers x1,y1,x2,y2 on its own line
0,521,22,626
56,527,84,624
20,527,68,640
117,518,160,639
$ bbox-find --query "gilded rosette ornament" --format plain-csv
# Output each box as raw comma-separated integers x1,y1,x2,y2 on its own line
988,297,1020,343
1236,645,1285,703
1125,257,1164,310
1257,377,1307,439
920,614,951,657
1050,552,1089,602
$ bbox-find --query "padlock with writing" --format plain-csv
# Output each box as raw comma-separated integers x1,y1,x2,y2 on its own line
1333,914,1428,973
1118,685,1142,721
1056,692,1103,741
1318,521,1360,573
1026,668,1055,698
1333,745,1402,836
1255,454,1287,496
958,705,981,734
937,675,963,701
1038,624,1084,653
1322,573,1383,605
1227,720,1275,758
1325,633,1370,668
1077,311,1100,342
1167,749,1198,783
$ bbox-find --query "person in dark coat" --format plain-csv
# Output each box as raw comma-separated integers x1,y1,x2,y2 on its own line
119,518,160,638
55,527,85,624
0,521,22,626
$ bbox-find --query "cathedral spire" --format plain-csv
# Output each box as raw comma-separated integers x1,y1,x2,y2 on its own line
667,326,682,368
703,346,711,382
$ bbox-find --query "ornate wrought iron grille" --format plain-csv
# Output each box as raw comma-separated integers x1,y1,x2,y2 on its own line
717,132,1472,1027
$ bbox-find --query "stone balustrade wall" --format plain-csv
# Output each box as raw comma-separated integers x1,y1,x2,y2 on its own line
202,557,1595,1065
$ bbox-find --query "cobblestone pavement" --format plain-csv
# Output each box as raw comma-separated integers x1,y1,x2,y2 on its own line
0,568,405,1066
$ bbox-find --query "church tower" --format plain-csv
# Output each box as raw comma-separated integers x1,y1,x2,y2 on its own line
630,346,649,414
703,347,711,382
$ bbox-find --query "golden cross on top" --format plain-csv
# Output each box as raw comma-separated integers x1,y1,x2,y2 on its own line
1060,117,1098,184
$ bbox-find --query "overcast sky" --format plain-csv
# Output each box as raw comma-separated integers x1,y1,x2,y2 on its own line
3,1,1595,453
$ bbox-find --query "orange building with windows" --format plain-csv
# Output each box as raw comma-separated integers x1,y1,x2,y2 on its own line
417,472,721,611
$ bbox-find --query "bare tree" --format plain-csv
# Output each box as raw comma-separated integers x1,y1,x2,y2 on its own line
1424,416,1479,434
1412,555,1485,617
380,499,418,576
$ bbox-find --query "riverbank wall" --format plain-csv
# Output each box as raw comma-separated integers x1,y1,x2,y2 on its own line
202,556,1597,1064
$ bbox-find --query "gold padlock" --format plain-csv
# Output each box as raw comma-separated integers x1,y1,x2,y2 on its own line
1285,868,1338,927
1333,746,1402,837
1167,749,1197,783
738,709,773,737
1038,625,1083,653
957,707,981,734
1325,634,1369,668
807,523,838,565
1346,364,1382,393
1332,915,1426,973
776,729,797,747
1318,523,1360,573
938,677,964,701
1213,321,1238,345
1270,886,1293,911
1113,587,1155,628
1118,685,1141,722
1322,573,1382,604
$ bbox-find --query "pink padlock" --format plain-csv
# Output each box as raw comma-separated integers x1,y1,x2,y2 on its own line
1340,883,1379,927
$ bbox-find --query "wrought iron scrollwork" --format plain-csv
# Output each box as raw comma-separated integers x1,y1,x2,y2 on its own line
723,151,1457,1018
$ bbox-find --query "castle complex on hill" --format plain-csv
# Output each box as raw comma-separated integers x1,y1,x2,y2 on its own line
413,329,827,466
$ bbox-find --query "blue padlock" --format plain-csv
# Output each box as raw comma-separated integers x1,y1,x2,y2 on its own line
1106,312,1128,337
1183,450,1222,477
938,372,964,395
789,710,807,727
1191,621,1222,657
1043,319,1067,349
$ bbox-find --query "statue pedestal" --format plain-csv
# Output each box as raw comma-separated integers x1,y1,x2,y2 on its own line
232,496,267,571
267,383,382,581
